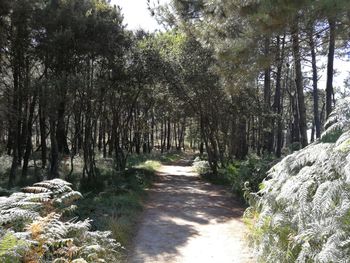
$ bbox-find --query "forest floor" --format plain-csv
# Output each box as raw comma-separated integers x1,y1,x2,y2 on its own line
128,157,254,263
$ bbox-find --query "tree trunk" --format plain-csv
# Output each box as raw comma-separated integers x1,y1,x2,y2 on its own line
151,110,155,152
22,91,37,179
49,117,59,179
263,37,274,153
291,19,308,148
39,89,47,168
273,36,285,157
98,119,103,152
309,25,321,138
235,116,248,159
326,17,336,118
166,118,171,151
56,101,70,155
8,48,21,186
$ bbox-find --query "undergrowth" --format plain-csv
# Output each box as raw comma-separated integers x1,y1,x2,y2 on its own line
0,150,183,261
74,152,181,250
77,152,182,251
0,179,123,262
75,166,156,247
244,98,350,262
193,155,276,202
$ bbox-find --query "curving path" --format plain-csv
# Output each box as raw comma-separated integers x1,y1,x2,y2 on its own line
129,159,254,263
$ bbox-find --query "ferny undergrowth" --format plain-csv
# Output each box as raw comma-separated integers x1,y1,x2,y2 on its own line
0,179,123,262
245,98,350,262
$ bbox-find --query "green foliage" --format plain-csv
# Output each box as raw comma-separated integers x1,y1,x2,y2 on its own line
127,152,184,169
79,177,106,194
321,98,350,143
320,128,343,143
335,137,350,153
0,155,11,179
138,31,186,59
0,179,123,262
75,160,157,247
245,99,350,262
288,142,301,152
158,152,184,163
192,157,211,175
98,193,142,246
0,231,27,263
135,160,161,172
224,155,275,198
194,154,275,200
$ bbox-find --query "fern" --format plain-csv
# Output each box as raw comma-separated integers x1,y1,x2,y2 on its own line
245,98,350,262
0,230,29,263
0,179,123,262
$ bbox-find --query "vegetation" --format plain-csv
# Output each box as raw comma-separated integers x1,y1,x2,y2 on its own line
0,179,123,262
153,0,350,168
0,0,350,261
0,153,170,261
75,157,162,248
244,99,350,262
193,154,275,201
76,172,147,247
1,0,349,185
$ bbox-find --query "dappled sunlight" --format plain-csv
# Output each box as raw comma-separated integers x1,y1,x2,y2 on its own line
130,163,253,263
0,0,348,261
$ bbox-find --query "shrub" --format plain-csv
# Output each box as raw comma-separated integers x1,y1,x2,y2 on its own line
75,164,155,248
194,154,275,201
223,155,275,199
0,179,123,262
0,231,28,263
192,157,211,174
245,98,350,262
79,177,106,194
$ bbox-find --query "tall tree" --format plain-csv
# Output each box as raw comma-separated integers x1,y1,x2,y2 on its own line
308,23,321,139
291,18,308,147
326,17,336,118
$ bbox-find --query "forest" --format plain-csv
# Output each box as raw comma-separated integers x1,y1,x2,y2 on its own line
0,0,350,262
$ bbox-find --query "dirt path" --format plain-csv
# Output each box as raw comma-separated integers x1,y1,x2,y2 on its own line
129,159,254,263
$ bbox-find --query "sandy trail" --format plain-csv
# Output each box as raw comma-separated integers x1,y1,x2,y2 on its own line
129,159,254,263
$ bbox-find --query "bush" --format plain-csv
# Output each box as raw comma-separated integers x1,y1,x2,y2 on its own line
0,231,28,263
0,179,123,262
193,154,275,201
126,151,182,167
79,177,106,194
245,98,350,262
226,155,275,198
75,162,156,248
192,157,211,174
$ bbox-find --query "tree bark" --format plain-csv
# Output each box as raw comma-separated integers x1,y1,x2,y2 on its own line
49,117,59,179
235,116,248,159
56,101,70,154
309,25,321,138
166,118,171,151
273,35,285,157
326,17,335,118
22,91,37,179
263,37,274,153
39,87,47,168
291,19,308,148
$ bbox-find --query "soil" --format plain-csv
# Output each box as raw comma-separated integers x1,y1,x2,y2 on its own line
129,159,255,263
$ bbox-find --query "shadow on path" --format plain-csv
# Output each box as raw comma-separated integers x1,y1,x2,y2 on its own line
129,158,254,263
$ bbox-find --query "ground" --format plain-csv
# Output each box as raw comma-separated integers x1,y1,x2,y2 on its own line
129,158,254,263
